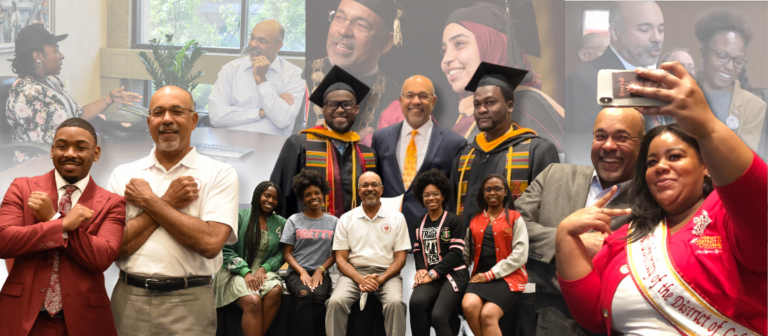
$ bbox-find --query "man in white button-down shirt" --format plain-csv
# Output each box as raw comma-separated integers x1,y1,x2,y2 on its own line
108,86,239,336
208,19,305,137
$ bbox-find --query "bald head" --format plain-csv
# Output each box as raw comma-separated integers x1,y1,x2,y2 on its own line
400,75,437,129
591,107,645,188
151,85,194,109
358,171,383,206
249,19,285,61
609,1,664,68
578,33,610,63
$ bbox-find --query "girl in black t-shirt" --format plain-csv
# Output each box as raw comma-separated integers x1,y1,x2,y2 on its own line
409,169,469,336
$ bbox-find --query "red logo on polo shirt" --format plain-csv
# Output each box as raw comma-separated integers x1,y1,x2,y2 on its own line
194,177,203,191
381,223,392,234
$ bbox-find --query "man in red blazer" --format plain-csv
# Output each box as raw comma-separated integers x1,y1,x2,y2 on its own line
0,118,126,336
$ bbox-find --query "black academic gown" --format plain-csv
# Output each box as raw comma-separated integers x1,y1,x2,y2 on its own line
306,58,400,134
450,131,559,228
269,132,378,218
461,89,565,154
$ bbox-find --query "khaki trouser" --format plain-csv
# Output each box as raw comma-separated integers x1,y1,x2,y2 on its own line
110,279,216,336
325,266,407,336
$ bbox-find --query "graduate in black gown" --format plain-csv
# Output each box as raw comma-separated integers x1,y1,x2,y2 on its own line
451,62,559,229
271,66,377,218
306,0,404,146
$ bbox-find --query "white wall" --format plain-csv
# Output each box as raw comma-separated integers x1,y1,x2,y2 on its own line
0,0,106,105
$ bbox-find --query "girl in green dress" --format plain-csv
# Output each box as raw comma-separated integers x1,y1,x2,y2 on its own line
213,181,286,336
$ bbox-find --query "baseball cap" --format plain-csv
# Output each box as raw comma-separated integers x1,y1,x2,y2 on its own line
15,24,68,55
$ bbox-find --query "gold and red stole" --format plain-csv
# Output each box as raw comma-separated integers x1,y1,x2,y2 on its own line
626,220,759,336
300,125,375,216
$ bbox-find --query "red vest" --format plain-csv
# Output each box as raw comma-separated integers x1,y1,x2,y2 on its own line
469,210,528,292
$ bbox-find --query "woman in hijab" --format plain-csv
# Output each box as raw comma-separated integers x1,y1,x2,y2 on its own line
438,2,564,152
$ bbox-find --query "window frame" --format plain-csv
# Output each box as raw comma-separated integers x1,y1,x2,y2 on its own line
581,7,611,37
131,0,305,57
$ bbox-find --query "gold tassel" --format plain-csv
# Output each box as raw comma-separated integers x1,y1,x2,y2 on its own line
393,9,403,47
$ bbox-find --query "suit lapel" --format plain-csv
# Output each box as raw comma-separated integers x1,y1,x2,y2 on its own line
32,170,60,211
570,167,593,213
596,47,625,71
417,126,443,179
389,122,404,176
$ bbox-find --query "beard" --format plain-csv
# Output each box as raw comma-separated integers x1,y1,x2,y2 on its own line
157,124,181,151
62,173,81,184
327,37,357,69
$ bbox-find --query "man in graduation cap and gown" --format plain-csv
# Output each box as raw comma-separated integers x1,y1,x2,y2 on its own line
306,0,404,146
271,66,377,218
451,62,559,228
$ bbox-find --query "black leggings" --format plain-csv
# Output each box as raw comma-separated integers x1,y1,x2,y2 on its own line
285,270,332,336
409,277,463,336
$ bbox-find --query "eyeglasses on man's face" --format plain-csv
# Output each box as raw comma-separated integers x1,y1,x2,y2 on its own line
593,132,641,145
329,11,381,35
324,100,356,111
149,106,194,119
402,93,433,101
359,182,381,190
250,35,280,47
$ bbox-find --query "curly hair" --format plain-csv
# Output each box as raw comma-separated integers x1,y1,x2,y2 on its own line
626,124,713,243
245,181,281,266
695,9,752,47
291,169,331,201
411,168,453,208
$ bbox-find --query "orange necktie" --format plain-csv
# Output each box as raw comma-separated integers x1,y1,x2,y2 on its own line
403,130,418,189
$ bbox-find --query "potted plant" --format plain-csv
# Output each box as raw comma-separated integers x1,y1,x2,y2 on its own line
138,34,205,94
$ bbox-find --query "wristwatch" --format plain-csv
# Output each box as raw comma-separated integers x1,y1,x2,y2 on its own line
427,269,438,279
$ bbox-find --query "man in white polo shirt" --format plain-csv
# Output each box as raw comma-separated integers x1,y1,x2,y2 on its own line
107,86,239,336
326,171,410,336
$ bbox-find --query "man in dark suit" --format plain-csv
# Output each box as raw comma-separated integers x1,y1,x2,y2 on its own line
0,118,126,336
515,108,646,336
371,75,466,243
564,1,664,166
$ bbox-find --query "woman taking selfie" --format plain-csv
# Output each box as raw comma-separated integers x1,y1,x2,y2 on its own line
213,182,285,336
409,169,468,336
462,174,529,336
556,63,766,335
281,169,337,336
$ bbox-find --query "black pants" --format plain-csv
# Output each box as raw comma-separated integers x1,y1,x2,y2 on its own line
409,278,463,336
285,270,332,336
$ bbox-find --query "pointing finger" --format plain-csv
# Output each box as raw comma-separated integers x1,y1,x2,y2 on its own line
593,186,618,209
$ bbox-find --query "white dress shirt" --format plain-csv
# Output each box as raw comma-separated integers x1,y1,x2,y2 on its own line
332,205,411,269
208,56,305,137
107,148,239,277
585,169,631,208
609,45,657,71
396,119,433,175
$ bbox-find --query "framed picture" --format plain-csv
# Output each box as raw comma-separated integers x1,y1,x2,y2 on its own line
0,0,54,53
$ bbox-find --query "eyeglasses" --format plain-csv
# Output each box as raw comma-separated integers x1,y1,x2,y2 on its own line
359,182,381,189
703,47,747,68
402,93,433,101
324,100,356,111
149,106,194,119
593,132,641,145
250,35,281,46
329,11,381,35
484,186,504,194
422,191,441,199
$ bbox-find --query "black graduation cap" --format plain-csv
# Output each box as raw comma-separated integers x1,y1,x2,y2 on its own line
354,0,404,46
308,65,371,107
464,62,529,92
446,1,540,58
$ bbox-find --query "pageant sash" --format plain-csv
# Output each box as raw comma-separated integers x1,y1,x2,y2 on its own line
626,221,759,336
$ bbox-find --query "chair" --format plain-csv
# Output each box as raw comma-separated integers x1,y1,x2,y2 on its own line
0,76,50,172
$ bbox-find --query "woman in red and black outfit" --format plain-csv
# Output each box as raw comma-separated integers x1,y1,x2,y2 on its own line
409,169,469,336
556,63,766,335
462,174,529,336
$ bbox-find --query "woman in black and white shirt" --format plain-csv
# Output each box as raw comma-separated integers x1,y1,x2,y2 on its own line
409,169,469,336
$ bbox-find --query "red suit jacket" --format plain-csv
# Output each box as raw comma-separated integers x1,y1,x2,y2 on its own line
0,170,125,336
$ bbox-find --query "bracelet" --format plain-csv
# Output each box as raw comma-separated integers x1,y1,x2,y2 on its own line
318,265,326,275
103,95,113,106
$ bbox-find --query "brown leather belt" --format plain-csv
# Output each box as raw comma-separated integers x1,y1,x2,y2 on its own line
120,270,212,292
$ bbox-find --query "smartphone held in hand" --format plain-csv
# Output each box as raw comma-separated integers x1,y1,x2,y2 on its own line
597,69,669,107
